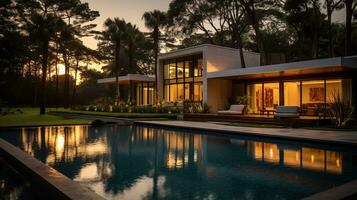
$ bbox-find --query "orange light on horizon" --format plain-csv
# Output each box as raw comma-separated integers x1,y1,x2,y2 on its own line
57,64,66,75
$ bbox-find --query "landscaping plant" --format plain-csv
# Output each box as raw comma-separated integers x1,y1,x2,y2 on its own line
328,92,354,128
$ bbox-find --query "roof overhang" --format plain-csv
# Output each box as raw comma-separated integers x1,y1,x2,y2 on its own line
158,43,260,60
98,74,155,85
207,56,357,80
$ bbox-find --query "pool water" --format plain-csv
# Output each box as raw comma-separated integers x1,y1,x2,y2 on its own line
0,158,38,200
1,125,357,200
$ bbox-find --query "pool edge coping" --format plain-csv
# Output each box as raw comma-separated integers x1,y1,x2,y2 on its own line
134,121,357,147
0,138,105,200
302,179,357,200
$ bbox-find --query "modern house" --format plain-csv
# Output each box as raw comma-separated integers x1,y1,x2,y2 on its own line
99,44,357,115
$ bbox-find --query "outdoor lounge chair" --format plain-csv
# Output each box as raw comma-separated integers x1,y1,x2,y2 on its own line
218,105,245,115
274,106,299,118
163,102,175,107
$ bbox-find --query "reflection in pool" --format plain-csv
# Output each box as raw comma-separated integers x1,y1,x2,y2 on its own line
1,125,357,200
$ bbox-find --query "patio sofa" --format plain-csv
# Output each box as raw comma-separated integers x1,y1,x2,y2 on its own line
274,106,300,118
218,105,245,115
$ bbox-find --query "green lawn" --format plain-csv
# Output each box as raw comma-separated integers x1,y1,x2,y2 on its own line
49,108,178,119
0,108,91,128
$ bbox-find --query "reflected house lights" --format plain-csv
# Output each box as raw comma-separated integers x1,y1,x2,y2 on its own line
19,126,344,175
248,141,342,173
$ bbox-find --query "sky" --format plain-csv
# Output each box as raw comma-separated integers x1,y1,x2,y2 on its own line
81,0,171,49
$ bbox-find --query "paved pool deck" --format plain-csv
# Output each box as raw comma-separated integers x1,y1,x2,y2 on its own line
135,120,357,146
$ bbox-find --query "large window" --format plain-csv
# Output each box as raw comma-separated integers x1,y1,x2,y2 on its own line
247,78,352,116
301,80,325,115
264,83,280,109
284,81,301,107
247,84,263,113
163,54,203,102
136,82,154,105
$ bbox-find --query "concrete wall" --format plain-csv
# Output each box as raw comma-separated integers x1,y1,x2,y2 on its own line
206,79,232,112
205,46,260,73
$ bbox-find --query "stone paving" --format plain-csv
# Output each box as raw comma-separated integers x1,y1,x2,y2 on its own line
135,120,357,146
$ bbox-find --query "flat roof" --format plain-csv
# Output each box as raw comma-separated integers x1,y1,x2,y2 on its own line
158,44,260,60
98,74,155,84
207,56,357,79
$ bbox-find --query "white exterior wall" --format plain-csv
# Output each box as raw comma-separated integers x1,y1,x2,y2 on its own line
205,46,260,73
157,44,261,112
206,79,232,112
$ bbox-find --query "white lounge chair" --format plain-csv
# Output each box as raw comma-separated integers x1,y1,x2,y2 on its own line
274,106,300,118
162,102,175,107
218,105,245,115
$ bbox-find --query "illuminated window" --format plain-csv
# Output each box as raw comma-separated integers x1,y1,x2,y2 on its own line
284,81,301,107
163,54,203,102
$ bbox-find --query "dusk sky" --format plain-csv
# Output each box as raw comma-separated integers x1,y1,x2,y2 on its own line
82,0,171,49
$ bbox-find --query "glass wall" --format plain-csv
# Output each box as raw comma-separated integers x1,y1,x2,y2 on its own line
247,78,352,116
247,84,263,113
136,82,154,105
301,80,325,115
163,54,203,102
284,81,301,107
264,83,280,110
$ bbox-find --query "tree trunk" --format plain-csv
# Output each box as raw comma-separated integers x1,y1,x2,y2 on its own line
312,1,320,58
55,61,59,108
345,0,352,56
129,42,134,74
33,62,38,106
55,49,59,108
115,40,121,104
251,19,265,65
40,40,49,115
71,57,79,105
62,50,70,108
237,35,246,68
327,3,334,57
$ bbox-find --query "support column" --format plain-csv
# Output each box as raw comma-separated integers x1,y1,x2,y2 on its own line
279,81,284,106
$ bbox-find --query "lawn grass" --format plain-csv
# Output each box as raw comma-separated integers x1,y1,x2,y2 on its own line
0,108,91,128
49,108,178,119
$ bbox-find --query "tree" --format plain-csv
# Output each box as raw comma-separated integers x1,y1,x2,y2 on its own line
26,7,64,115
344,0,357,55
101,18,127,104
142,10,167,103
124,23,145,74
285,0,325,58
123,23,145,101
325,0,343,57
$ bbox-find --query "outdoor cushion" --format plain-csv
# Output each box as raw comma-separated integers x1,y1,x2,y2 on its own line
276,106,299,113
218,104,245,114
275,106,299,118
163,102,175,107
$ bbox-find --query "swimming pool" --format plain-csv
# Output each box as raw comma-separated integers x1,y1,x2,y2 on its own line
1,125,356,200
